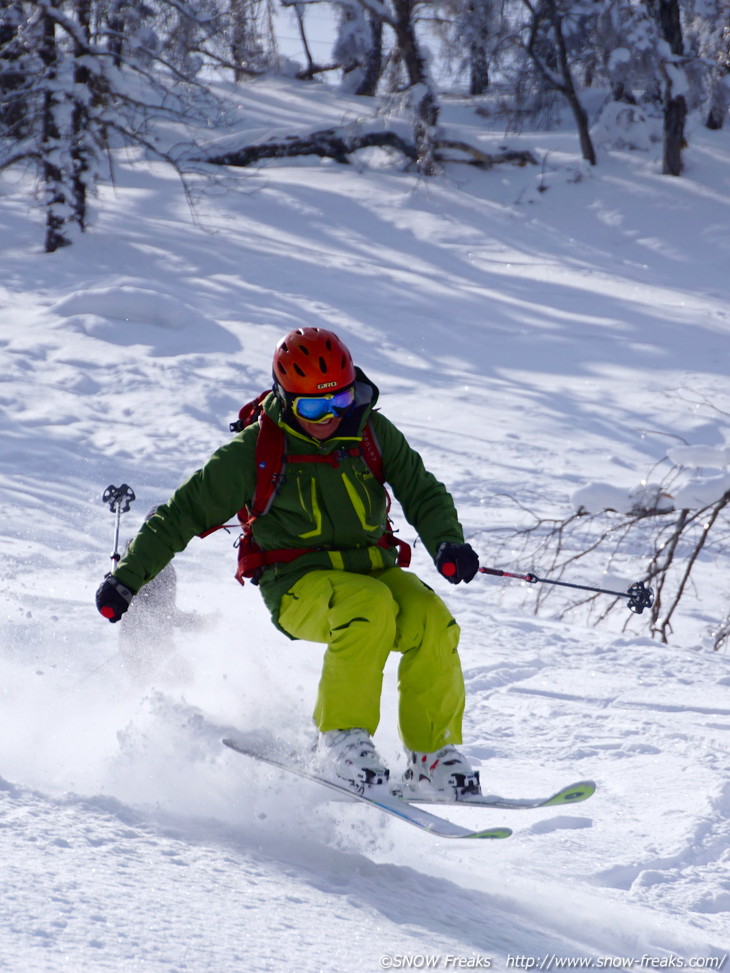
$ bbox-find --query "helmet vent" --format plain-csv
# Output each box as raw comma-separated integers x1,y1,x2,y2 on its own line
272,328,354,395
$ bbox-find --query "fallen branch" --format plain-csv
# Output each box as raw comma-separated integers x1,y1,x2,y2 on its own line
203,128,417,167
200,127,538,170
435,139,538,168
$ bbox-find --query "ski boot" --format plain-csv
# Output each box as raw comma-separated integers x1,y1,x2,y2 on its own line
318,728,389,792
401,745,481,800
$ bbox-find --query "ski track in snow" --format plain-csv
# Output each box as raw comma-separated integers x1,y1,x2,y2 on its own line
1,78,730,971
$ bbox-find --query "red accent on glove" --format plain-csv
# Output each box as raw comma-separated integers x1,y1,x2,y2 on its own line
441,562,457,577
100,605,116,619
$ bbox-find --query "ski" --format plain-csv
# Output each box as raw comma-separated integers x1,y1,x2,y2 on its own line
222,737,512,841
391,779,596,809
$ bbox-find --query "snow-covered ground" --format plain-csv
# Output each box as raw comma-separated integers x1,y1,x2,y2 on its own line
1,78,729,972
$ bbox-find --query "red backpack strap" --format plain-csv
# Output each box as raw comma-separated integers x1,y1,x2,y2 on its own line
249,413,287,517
229,390,270,434
234,414,292,585
360,421,384,482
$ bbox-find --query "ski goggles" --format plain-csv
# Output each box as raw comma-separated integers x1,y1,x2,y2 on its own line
291,386,356,423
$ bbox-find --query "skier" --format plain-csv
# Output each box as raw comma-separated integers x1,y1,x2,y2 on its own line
95,328,481,796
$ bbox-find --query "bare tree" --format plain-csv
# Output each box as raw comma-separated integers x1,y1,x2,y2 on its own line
519,0,597,164
490,460,730,650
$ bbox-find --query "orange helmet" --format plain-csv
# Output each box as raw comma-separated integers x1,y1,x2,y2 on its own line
272,328,355,396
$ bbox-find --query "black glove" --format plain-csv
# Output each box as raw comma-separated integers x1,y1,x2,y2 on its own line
96,574,136,623
436,542,479,584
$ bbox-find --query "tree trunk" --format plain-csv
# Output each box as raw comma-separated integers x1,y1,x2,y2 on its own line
39,5,70,253
545,0,595,165
648,0,687,175
466,0,490,96
705,9,729,130
705,70,729,130
106,0,126,68
355,14,384,97
71,0,92,232
663,91,686,175
293,2,319,79
469,45,489,96
390,0,439,174
611,81,637,105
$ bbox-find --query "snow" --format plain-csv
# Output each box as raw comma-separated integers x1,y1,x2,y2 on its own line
673,473,730,510
2,77,730,972
571,481,674,515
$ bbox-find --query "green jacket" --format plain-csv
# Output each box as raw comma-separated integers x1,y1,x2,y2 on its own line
114,372,465,633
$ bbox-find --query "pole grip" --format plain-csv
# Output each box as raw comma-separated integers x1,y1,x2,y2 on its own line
103,483,136,565
479,566,537,583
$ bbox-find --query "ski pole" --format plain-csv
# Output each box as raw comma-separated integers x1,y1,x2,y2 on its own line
478,566,654,615
102,483,136,566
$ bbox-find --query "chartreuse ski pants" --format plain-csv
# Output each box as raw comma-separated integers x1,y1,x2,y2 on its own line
277,567,465,752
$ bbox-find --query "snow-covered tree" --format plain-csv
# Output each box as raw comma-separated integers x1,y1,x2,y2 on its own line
227,0,277,80
0,0,31,137
593,0,660,104
329,0,440,171
440,0,498,95
464,0,494,94
2,0,109,251
0,0,253,251
644,0,688,174
389,0,440,171
332,0,384,95
686,0,730,129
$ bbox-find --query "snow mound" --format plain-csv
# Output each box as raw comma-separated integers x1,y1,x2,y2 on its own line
51,282,238,355
571,481,673,515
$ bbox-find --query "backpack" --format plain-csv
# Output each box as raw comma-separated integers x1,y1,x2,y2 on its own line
203,390,411,585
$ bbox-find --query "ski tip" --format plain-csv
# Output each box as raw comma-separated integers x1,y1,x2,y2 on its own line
471,827,513,840
548,780,596,805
